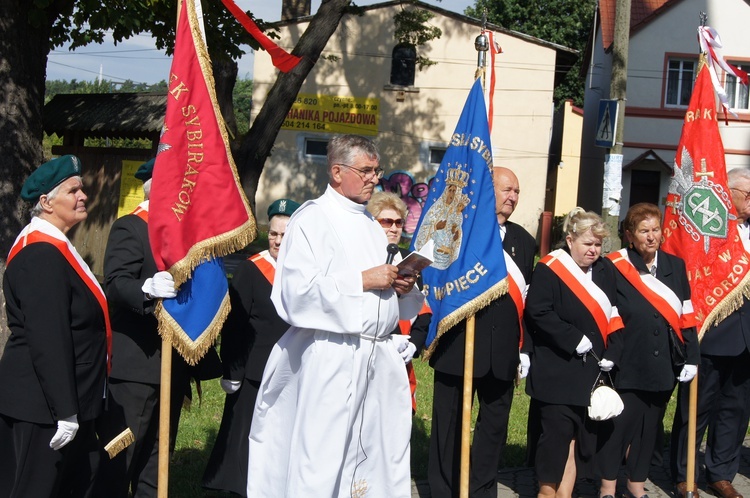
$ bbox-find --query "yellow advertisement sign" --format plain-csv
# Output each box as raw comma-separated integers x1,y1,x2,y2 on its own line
117,160,146,218
281,94,379,136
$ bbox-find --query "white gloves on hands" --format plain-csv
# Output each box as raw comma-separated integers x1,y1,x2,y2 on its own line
400,342,417,364
142,271,177,299
598,359,615,372
677,364,698,383
575,335,593,355
391,334,416,363
220,379,241,394
50,414,79,450
518,353,531,379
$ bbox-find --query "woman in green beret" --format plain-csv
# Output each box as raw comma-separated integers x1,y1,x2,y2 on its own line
0,155,108,497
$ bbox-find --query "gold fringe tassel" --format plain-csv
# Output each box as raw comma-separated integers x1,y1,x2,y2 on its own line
104,428,135,459
699,269,750,340
170,222,257,288
154,291,231,366
422,278,509,360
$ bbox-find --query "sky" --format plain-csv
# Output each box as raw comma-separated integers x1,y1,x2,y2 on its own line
46,0,475,85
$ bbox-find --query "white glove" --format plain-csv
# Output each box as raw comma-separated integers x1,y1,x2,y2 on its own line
598,358,615,372
50,414,79,450
220,378,241,394
391,334,411,353
677,364,698,383
400,342,417,364
575,335,593,355
518,353,531,379
142,271,177,299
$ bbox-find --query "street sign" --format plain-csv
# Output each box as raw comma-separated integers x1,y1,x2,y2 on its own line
595,99,619,148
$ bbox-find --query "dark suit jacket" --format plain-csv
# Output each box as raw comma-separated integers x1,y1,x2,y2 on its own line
0,243,107,424
429,220,536,380
221,257,290,382
605,248,700,392
700,294,750,357
104,214,165,384
524,254,618,407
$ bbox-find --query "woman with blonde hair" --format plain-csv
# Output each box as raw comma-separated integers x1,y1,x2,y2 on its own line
367,191,430,412
525,207,623,498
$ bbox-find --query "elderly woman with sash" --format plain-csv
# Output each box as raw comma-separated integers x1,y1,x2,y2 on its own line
0,155,108,497
525,207,623,498
597,203,699,498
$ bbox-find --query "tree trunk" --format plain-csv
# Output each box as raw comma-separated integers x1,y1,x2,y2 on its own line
236,0,352,212
0,0,58,351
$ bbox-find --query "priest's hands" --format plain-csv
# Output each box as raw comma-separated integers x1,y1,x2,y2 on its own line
362,265,416,293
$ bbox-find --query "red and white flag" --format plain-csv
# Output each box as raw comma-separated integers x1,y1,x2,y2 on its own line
662,58,750,338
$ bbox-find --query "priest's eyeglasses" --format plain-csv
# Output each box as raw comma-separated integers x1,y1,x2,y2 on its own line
338,163,384,180
377,218,404,228
731,187,750,200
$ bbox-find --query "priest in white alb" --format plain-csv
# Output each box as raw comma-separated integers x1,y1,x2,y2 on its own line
246,134,424,498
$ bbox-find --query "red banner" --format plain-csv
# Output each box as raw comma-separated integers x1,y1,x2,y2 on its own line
661,60,750,338
150,0,256,286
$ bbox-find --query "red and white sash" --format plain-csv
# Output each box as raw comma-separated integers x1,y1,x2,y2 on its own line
539,249,623,344
504,250,527,348
131,200,149,223
607,249,696,343
7,217,112,372
250,250,276,284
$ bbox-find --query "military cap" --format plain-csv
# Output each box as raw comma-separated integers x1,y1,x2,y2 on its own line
134,158,156,182
267,198,301,220
21,155,82,202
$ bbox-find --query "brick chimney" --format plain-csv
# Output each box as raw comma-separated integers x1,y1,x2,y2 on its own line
282,0,311,20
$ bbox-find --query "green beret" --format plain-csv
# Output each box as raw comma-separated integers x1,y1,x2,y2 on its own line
21,155,82,202
134,158,155,182
267,198,301,220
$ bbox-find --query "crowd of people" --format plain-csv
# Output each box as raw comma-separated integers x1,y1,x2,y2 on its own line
0,134,749,498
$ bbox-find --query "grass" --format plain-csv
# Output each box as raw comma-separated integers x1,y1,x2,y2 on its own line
170,353,681,497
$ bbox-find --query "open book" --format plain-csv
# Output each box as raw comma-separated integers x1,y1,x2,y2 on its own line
397,239,434,277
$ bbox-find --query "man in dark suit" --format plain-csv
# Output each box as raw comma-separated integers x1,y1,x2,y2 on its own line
93,159,192,498
428,166,536,498
671,166,750,498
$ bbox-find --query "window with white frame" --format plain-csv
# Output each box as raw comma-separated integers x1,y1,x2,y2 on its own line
429,147,446,167
725,62,749,111
665,58,697,107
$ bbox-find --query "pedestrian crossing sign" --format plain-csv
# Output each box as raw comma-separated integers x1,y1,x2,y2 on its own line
595,99,619,148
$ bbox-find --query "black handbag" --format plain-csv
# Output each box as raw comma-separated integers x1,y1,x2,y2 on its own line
668,326,686,370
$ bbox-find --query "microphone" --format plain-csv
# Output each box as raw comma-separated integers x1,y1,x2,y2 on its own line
385,243,399,265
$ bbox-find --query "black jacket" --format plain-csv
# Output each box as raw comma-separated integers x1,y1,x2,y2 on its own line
605,248,700,391
429,220,536,380
0,242,107,424
221,257,290,382
525,254,618,407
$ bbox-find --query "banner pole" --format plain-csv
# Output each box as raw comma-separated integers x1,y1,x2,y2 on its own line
157,338,173,498
686,372,699,498
459,314,476,498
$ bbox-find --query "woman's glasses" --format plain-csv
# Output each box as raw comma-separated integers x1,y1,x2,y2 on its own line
378,218,404,228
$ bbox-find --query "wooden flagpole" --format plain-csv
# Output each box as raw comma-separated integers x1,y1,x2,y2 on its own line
459,17,489,498
157,338,173,498
686,371,699,497
459,315,476,498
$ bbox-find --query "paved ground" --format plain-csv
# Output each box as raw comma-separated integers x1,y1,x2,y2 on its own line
411,437,750,497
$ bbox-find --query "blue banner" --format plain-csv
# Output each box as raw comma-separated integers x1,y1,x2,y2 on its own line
412,79,508,355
